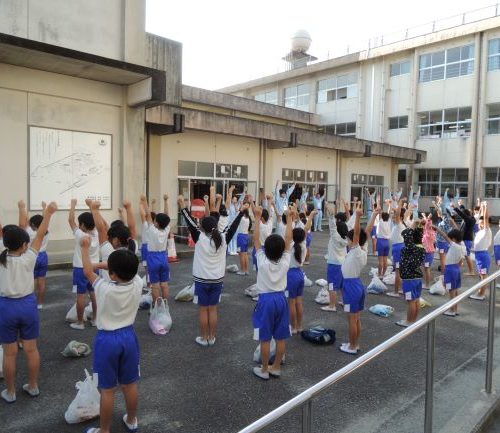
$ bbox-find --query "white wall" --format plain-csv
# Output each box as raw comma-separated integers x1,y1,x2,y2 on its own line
416,138,472,168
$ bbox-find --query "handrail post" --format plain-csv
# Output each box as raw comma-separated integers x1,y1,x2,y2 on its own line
424,320,436,433
302,400,312,433
486,279,497,394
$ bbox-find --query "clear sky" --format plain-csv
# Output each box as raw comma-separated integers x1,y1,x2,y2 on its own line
146,0,497,90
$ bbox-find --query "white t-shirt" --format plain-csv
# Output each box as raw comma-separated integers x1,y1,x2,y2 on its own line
192,232,228,282
0,248,38,298
446,242,466,265
256,249,291,294
27,227,49,252
390,222,405,245
239,217,250,234
289,241,307,268
141,221,149,245
218,215,229,232
0,239,6,254
93,275,142,331
146,224,170,252
376,220,391,239
494,229,500,246
100,241,115,281
73,228,99,268
327,217,348,265
276,222,286,239
259,220,273,245
474,228,492,251
341,246,367,279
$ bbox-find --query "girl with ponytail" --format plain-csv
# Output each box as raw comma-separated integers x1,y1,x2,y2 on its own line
286,210,316,334
178,195,249,347
0,201,57,403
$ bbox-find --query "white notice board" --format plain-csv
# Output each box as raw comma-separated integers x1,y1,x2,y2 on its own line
29,126,112,210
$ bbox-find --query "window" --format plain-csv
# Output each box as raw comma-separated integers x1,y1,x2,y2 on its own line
351,174,384,185
388,115,409,130
417,168,468,197
417,107,472,139
484,168,500,198
254,90,278,105
488,38,500,71
419,44,474,82
179,161,247,179
323,122,357,136
398,169,407,183
284,84,310,111
317,72,358,103
390,60,411,77
488,104,500,134
283,168,327,183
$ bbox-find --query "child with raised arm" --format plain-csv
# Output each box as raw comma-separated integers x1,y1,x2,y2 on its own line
312,190,325,232
396,226,426,327
321,203,349,312
18,201,50,309
0,202,57,403
376,199,392,278
236,204,251,276
274,180,296,217
250,203,273,274
68,199,100,330
435,228,465,316
252,205,294,380
141,195,170,303
178,195,246,346
80,237,142,433
422,214,437,289
470,202,492,301
287,210,316,334
494,220,500,270
452,202,477,275
339,202,373,355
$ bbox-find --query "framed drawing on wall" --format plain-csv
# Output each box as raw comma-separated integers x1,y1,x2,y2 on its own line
29,126,112,210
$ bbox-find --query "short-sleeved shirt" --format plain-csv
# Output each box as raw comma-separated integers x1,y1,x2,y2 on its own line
141,221,149,244
146,224,170,252
93,275,142,331
0,248,38,298
376,220,391,239
73,228,99,268
256,249,291,294
390,222,405,244
494,230,500,246
341,246,367,279
289,241,307,268
474,228,492,251
259,220,273,245
27,227,49,252
446,242,466,265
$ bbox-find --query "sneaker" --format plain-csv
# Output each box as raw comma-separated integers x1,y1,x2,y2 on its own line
422,284,428,290
22,384,40,397
245,272,249,276
236,271,246,276
469,294,486,301
90,320,97,327
252,296,259,302
37,304,43,310
253,366,269,380
395,320,410,327
195,337,209,347
229,252,239,256
386,292,401,298
122,414,138,433
1,389,16,403
70,322,85,330
464,272,476,276
208,337,216,346
443,311,457,317
339,343,358,355
268,368,281,378
303,261,310,265
291,328,297,335
85,429,101,433
321,306,337,312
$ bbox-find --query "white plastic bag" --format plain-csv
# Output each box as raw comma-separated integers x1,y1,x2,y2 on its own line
245,284,259,298
315,279,328,287
0,346,3,378
226,264,239,273
369,304,395,317
253,339,276,363
367,276,388,294
65,304,89,323
64,369,100,424
429,276,445,296
304,275,313,287
369,267,379,277
386,265,394,274
149,298,172,334
315,287,330,305
383,272,396,285
175,284,195,302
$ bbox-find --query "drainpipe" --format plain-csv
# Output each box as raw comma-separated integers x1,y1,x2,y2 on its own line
471,32,484,203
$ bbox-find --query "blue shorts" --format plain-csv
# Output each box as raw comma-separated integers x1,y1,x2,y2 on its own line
141,243,148,264
252,247,258,271
464,240,473,257
194,281,223,306
444,264,461,291
73,267,93,294
34,251,48,278
146,251,170,284
286,268,304,299
327,263,343,291
343,278,365,314
0,294,39,343
253,292,291,342
475,250,491,275
377,238,390,257
237,233,249,253
402,279,422,301
392,243,404,268
93,326,140,389
306,232,313,248
424,252,434,267
437,241,449,254
371,226,377,239
495,246,500,265
473,224,479,234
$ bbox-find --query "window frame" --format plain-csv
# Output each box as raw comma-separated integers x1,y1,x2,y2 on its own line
417,168,469,198
419,44,475,83
388,115,409,130
317,72,358,104
417,107,472,139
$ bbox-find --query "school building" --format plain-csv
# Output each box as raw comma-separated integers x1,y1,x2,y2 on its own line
219,7,500,216
0,0,421,263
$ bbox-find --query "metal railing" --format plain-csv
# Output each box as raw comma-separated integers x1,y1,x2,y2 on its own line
238,270,500,433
